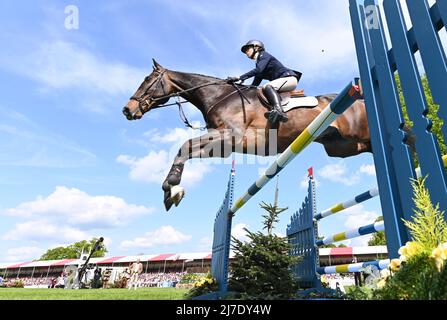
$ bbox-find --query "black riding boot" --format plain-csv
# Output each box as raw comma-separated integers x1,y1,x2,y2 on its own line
263,85,288,123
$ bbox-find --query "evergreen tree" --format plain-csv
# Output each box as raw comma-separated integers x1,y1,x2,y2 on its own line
229,202,300,299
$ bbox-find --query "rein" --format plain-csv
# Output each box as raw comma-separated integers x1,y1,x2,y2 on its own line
130,71,253,130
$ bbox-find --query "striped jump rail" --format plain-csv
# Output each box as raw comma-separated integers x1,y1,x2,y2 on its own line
314,155,447,221
314,187,379,220
316,221,385,246
317,259,390,275
229,79,363,216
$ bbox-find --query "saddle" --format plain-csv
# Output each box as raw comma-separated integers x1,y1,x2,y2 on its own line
257,88,305,106
257,88,319,112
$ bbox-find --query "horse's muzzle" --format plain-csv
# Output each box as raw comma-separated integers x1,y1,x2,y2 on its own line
122,107,133,120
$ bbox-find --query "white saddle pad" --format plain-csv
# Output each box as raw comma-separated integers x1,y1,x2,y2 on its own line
282,96,319,113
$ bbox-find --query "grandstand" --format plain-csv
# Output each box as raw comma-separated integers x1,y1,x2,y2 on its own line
0,247,387,288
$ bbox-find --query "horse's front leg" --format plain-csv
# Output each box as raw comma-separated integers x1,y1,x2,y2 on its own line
162,130,235,211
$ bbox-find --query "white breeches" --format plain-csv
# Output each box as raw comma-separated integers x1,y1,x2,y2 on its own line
264,76,298,92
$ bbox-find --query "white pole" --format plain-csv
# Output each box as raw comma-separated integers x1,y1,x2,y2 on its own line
45,266,51,281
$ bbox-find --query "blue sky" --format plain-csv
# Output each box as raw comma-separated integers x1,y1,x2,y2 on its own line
0,0,383,262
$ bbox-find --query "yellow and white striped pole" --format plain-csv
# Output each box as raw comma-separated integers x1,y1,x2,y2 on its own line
229,79,363,216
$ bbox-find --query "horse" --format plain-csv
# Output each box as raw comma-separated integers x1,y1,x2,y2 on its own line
123,59,371,211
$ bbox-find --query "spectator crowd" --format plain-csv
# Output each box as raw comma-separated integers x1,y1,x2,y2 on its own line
136,272,186,288
0,271,187,289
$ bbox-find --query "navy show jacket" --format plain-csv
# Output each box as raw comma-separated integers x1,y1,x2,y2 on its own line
239,51,302,86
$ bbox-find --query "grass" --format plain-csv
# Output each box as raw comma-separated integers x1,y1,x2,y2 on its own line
0,287,189,300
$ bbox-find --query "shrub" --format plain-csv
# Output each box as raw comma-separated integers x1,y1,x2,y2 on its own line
228,203,300,300
9,280,25,288
346,178,447,300
184,273,218,299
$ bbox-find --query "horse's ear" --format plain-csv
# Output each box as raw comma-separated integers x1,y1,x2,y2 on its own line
152,58,163,70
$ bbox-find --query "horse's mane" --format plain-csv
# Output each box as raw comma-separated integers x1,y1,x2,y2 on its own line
171,69,223,82
170,69,255,88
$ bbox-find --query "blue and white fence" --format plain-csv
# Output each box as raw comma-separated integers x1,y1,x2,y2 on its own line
196,165,235,300
350,0,447,258
287,172,389,291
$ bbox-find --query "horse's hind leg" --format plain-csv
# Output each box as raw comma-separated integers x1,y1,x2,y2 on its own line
162,130,234,211
322,140,371,158
317,126,371,158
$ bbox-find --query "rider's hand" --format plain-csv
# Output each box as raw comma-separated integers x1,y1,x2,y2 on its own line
226,76,240,83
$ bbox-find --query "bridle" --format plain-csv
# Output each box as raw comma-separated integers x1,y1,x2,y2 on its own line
129,69,168,116
128,69,252,130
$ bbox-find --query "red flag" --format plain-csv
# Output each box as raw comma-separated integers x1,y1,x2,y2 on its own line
308,167,313,178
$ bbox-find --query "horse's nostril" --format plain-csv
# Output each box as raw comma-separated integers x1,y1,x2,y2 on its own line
123,107,129,115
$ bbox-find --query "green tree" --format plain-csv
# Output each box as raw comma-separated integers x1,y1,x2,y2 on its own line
368,216,387,246
228,203,300,299
40,238,107,260
260,202,287,235
396,75,446,162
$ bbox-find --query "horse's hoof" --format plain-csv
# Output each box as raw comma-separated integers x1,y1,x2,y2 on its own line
164,196,174,211
170,185,185,207
164,200,174,211
164,190,174,211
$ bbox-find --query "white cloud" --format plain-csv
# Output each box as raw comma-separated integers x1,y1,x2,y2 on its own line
359,164,376,177
118,127,214,188
342,204,380,230
327,204,379,248
8,41,145,96
319,162,360,186
194,30,219,54
102,237,113,248
198,236,213,251
117,150,212,188
232,223,250,243
241,2,357,82
0,40,147,114
4,246,44,262
147,127,201,146
299,173,320,189
2,186,154,229
119,226,192,250
3,220,90,243
159,0,358,84
349,235,374,247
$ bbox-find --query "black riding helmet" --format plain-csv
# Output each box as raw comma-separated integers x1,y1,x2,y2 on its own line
241,40,265,53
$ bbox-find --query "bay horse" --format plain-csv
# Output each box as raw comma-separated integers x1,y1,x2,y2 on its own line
123,60,371,211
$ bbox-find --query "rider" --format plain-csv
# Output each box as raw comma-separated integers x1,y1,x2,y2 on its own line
227,40,302,124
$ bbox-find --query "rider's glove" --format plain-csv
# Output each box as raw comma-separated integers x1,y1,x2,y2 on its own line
226,76,240,83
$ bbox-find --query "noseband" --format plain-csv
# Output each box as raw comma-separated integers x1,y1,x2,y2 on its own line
129,70,167,116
